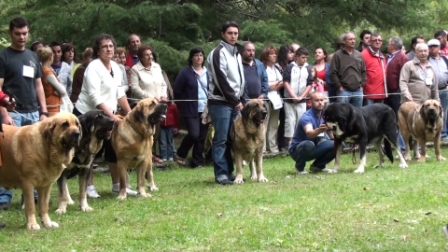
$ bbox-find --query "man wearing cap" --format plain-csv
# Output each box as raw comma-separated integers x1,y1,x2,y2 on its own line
428,38,448,140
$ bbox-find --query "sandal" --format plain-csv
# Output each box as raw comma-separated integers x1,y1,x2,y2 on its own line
176,157,187,166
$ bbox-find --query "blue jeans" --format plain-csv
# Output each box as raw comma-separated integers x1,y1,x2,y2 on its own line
364,99,383,106
9,111,39,127
289,140,335,171
439,89,448,138
337,88,363,108
0,111,40,204
159,126,175,160
208,104,240,181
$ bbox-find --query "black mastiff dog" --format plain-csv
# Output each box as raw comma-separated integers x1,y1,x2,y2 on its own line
323,103,408,173
55,110,114,214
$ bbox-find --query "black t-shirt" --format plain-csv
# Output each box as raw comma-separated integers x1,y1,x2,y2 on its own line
243,63,261,99
0,47,42,113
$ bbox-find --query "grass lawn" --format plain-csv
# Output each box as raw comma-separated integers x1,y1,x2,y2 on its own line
1,148,448,251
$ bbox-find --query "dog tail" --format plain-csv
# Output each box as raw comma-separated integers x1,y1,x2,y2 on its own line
384,139,394,163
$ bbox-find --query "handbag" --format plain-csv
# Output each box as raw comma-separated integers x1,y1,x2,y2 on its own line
60,95,74,113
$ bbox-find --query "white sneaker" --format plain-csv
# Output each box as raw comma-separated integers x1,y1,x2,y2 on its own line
296,170,308,175
86,185,101,198
242,160,247,166
442,225,448,239
168,158,173,161
112,183,138,195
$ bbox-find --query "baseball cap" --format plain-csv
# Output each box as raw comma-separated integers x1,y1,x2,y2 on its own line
428,39,441,47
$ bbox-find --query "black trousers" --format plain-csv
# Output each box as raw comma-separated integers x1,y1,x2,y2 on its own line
384,90,401,117
177,114,209,167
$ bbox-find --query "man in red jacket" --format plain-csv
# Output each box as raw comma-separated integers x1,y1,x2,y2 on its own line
361,32,387,105
385,36,409,114
124,33,141,70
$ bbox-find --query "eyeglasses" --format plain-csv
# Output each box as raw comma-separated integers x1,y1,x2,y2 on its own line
371,39,383,43
100,44,114,50
193,54,204,57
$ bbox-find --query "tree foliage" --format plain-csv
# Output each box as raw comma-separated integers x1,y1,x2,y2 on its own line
0,0,447,78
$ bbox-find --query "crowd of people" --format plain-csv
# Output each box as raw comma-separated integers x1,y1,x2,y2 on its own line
0,16,447,227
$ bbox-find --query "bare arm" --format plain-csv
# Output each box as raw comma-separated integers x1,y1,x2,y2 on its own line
46,74,67,96
35,78,48,120
304,123,329,139
0,78,14,125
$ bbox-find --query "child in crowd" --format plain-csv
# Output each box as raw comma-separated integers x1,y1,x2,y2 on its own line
159,101,179,161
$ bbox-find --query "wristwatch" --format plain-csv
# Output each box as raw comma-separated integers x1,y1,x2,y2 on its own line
40,112,49,117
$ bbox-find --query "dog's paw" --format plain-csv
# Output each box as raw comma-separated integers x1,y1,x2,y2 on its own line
250,175,257,180
80,205,93,212
417,157,426,162
399,162,408,169
27,223,40,230
67,199,75,205
42,221,59,228
258,175,269,183
437,156,446,161
353,168,365,174
55,208,66,215
234,175,245,184
372,163,384,169
139,192,153,198
117,195,127,200
404,155,412,161
148,185,159,191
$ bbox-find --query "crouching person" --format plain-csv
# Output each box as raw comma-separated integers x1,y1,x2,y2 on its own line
289,91,335,174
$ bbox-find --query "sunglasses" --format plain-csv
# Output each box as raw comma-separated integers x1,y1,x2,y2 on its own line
371,39,383,42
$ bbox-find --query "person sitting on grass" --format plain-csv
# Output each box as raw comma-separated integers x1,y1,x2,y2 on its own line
289,91,335,174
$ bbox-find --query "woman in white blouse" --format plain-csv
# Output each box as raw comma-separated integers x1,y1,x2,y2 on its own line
75,33,135,198
130,45,167,101
260,46,284,154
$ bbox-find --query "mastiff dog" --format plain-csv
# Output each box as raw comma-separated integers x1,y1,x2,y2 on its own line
230,99,268,183
55,110,114,214
323,103,408,173
0,112,81,230
398,100,445,162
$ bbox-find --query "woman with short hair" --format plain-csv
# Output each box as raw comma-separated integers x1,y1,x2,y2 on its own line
174,47,209,168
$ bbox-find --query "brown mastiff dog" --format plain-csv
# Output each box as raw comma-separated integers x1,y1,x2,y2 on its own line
230,99,268,183
111,98,167,199
0,112,81,230
398,100,445,162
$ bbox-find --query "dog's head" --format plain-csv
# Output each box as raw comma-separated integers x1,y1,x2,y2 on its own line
323,102,353,136
42,112,82,150
79,110,115,140
420,99,442,120
132,98,167,127
241,99,267,127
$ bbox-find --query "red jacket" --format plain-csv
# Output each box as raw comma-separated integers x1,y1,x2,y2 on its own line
362,48,387,100
160,102,180,128
386,51,409,92
125,51,138,69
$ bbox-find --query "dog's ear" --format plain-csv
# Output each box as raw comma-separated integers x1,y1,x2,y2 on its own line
133,103,145,123
419,104,426,119
42,121,57,145
241,102,251,120
438,102,443,117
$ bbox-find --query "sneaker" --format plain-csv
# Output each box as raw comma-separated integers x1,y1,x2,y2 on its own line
215,178,234,185
168,158,173,161
442,224,448,239
310,166,331,173
86,185,101,198
0,202,9,211
242,160,247,166
296,170,308,175
154,156,163,164
162,159,167,162
112,184,138,195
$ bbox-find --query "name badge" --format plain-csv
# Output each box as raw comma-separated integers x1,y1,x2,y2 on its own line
23,65,34,78
317,132,324,137
425,78,433,86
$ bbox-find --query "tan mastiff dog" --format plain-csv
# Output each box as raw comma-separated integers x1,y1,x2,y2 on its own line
398,100,445,162
111,98,167,199
0,112,81,230
230,99,268,183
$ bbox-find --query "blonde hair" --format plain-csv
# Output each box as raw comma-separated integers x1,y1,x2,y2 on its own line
37,46,53,63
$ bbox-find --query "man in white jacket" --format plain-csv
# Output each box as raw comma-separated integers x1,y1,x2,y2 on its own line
207,21,245,185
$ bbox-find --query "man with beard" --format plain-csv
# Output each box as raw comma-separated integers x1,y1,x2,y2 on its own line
289,91,334,174
434,30,448,57
241,41,268,100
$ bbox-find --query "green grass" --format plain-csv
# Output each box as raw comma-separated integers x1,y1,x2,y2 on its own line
2,149,448,251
